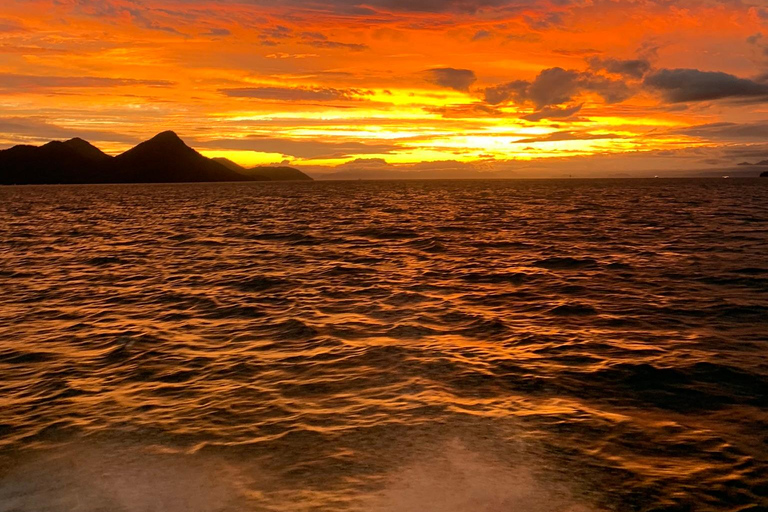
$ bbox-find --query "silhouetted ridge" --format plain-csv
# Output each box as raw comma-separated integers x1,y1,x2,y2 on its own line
761,171,768,177
62,138,111,161
248,166,313,181
0,132,314,184
212,157,313,181
111,133,258,183
116,131,197,161
0,138,111,184
212,157,246,172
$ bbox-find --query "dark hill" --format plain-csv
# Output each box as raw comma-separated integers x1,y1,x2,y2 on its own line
111,131,260,183
212,157,313,181
62,138,111,162
248,166,313,181
0,138,111,184
212,157,247,173
761,171,768,177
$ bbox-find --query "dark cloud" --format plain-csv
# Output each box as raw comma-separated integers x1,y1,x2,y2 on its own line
299,30,368,51
424,103,502,117
671,121,768,139
514,130,623,143
202,27,231,36
472,30,493,41
754,7,768,20
721,143,768,159
484,67,630,108
525,12,564,30
527,68,583,107
747,32,763,46
262,25,292,39
553,48,601,56
0,73,174,92
220,86,373,101
644,68,768,103
85,0,530,16
131,12,183,34
69,0,184,34
588,57,651,78
483,80,529,105
337,0,521,13
258,26,368,51
305,40,368,51
0,45,66,55
301,31,327,40
424,68,477,92
199,137,398,159
521,103,582,121
0,18,24,33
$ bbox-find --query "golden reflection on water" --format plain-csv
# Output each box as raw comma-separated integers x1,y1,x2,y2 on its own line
0,180,767,511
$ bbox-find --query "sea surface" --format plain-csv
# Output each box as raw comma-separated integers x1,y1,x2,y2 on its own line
0,179,766,512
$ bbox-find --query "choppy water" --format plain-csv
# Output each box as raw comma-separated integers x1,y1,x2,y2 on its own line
0,179,767,512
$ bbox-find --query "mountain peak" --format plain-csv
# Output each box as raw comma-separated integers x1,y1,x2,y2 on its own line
148,131,184,144
111,130,256,183
117,131,195,162
62,137,110,161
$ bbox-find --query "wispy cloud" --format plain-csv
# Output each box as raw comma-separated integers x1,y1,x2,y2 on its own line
220,86,373,101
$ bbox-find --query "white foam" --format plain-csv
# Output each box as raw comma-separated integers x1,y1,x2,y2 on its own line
368,439,596,512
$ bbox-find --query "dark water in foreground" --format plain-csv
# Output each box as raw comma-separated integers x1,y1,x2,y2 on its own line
0,179,767,512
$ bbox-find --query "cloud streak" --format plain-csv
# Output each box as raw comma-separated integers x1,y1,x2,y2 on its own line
0,73,175,92
220,86,374,101
200,136,398,159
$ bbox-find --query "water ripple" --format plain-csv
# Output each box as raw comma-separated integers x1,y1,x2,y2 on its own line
0,179,767,511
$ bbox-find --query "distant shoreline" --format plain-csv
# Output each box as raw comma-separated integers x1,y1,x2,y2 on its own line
3,176,766,186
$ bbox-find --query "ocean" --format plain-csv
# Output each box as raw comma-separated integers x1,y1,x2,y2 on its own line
0,179,766,511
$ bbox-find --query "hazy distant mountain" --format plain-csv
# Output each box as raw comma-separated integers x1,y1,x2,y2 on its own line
248,166,313,181
212,157,313,181
111,131,256,183
314,168,517,180
0,138,111,184
0,131,279,185
211,157,246,172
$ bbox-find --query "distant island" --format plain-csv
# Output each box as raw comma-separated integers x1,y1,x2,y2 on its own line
762,171,768,177
0,131,313,185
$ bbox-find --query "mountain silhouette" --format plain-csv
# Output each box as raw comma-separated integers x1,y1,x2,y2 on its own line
761,171,768,177
63,138,112,162
249,166,313,181
212,157,312,181
110,131,256,183
0,131,313,184
211,157,245,172
0,138,111,184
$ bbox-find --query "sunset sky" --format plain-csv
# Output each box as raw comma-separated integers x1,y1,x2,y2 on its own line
3,0,768,175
